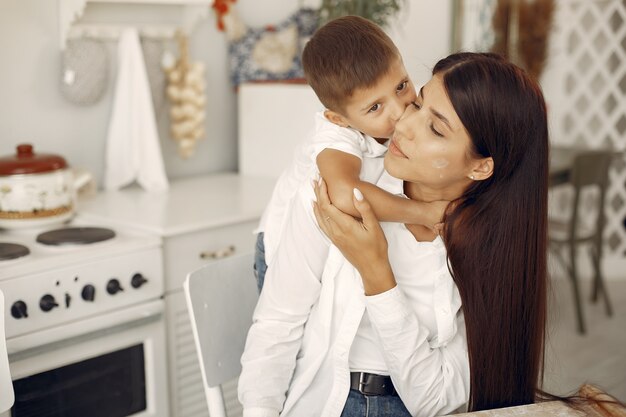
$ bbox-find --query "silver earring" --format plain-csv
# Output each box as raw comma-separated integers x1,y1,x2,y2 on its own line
469,175,475,180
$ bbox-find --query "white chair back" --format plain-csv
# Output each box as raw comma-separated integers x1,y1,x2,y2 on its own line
183,252,258,417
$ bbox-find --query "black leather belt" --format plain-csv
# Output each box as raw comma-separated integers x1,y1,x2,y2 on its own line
349,372,398,396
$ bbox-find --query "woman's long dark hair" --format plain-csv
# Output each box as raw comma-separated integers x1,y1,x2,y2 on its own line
437,53,549,411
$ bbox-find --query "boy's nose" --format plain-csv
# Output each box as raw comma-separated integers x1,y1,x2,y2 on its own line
390,99,405,121
394,105,417,139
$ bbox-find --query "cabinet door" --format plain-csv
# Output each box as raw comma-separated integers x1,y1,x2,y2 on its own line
166,291,243,417
164,220,258,292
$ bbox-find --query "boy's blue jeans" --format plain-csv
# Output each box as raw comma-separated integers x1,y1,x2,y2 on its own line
253,232,268,293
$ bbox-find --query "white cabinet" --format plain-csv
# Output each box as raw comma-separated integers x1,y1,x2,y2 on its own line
163,220,258,292
79,173,275,417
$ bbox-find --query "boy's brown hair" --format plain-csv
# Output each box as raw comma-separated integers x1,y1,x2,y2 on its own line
302,15,400,113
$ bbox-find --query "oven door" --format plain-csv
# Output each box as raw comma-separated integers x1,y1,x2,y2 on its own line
2,300,168,417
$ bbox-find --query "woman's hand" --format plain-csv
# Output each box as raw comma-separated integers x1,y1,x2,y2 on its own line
313,178,396,295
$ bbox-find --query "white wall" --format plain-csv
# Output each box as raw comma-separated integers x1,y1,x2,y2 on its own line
0,0,235,184
387,1,453,88
0,0,451,186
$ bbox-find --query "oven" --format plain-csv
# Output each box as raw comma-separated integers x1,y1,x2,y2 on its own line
3,300,167,417
0,218,169,417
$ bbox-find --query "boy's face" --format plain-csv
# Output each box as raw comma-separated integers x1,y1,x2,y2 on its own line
327,58,417,141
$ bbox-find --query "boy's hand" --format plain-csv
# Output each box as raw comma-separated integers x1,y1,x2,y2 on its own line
416,199,450,231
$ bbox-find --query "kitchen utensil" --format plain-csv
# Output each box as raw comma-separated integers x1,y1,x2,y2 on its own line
0,144,92,229
60,38,109,106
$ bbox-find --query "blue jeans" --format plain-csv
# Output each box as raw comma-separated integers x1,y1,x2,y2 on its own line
253,232,268,293
340,389,412,417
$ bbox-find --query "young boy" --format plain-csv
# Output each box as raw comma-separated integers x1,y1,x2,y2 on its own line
254,16,446,291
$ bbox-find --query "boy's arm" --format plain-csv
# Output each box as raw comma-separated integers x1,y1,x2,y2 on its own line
317,149,448,228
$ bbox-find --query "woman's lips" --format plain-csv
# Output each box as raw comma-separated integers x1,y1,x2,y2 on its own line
388,139,408,158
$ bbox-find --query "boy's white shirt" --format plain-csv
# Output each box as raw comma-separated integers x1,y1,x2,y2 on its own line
239,168,470,417
256,111,388,266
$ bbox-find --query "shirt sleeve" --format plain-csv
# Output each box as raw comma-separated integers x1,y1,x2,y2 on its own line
239,186,330,416
365,286,470,417
309,127,367,161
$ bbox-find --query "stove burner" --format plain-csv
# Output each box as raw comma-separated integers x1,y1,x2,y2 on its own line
36,227,116,246
0,243,30,260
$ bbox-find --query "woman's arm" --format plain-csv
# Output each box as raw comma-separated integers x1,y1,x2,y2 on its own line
239,187,330,417
313,179,470,415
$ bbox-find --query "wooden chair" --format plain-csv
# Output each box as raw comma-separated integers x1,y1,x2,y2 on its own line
549,150,614,334
184,252,258,417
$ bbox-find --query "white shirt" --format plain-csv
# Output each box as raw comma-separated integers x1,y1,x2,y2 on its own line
256,111,388,265
239,171,470,417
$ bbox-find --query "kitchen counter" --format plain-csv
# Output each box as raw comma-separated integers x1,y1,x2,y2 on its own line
456,402,581,416
78,172,276,237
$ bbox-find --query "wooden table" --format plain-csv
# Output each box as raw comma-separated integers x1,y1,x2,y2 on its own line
455,401,584,416
453,385,626,417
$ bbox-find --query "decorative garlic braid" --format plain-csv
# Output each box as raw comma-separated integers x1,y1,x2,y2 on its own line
163,32,207,159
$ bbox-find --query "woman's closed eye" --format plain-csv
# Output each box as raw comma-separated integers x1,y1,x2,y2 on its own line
413,101,444,137
430,123,444,137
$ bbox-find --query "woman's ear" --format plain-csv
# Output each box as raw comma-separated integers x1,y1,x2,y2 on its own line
469,157,494,181
324,109,350,128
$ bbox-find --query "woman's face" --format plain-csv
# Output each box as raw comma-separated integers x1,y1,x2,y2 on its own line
384,74,479,199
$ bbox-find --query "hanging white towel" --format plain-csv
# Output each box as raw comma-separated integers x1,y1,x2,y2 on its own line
104,28,169,192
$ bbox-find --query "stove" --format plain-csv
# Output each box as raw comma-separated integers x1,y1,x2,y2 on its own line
0,214,169,417
0,214,163,342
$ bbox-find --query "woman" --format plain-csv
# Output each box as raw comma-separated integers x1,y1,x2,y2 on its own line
239,52,549,416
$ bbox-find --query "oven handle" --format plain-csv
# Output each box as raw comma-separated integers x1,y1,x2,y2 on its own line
6,299,164,355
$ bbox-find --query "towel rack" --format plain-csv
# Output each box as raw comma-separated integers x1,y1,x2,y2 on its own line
67,23,180,42
59,0,212,49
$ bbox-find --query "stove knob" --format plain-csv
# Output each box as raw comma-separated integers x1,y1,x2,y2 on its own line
106,279,124,295
81,284,96,302
11,300,28,319
131,273,148,289
39,294,59,312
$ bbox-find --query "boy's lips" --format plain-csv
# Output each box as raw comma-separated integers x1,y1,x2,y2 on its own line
389,139,408,158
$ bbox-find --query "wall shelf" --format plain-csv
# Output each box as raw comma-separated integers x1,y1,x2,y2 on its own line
59,0,212,49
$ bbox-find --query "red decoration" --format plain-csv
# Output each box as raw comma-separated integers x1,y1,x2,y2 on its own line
212,0,237,32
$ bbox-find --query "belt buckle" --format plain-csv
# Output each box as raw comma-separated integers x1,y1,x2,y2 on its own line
358,372,370,395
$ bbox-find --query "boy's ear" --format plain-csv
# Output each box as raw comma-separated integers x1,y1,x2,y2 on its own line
324,109,350,128
470,157,494,181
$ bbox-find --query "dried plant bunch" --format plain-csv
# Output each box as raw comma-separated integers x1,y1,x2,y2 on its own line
491,0,512,58
491,0,555,80
317,0,404,28
518,0,555,80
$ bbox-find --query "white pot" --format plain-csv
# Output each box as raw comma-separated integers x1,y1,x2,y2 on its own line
0,144,92,230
